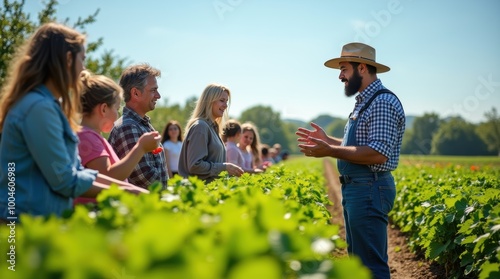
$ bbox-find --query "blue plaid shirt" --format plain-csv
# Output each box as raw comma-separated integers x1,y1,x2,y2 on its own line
348,79,405,172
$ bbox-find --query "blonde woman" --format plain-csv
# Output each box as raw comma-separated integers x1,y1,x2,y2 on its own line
178,83,243,182
0,23,147,220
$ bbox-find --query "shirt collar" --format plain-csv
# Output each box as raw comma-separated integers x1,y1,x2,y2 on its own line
355,79,383,104
33,84,66,107
123,106,150,125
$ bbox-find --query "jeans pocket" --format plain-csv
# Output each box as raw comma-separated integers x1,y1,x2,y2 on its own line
379,186,396,214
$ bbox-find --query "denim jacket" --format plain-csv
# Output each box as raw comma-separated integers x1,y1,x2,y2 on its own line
0,85,97,219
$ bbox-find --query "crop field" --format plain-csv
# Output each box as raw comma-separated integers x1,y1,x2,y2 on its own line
392,155,500,279
0,156,498,279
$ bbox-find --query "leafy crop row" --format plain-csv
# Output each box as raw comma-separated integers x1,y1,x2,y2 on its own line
390,164,500,279
0,162,370,279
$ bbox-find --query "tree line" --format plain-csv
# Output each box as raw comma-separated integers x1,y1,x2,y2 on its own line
2,0,499,157
400,111,500,156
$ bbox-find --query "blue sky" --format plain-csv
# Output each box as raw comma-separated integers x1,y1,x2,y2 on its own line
26,0,500,123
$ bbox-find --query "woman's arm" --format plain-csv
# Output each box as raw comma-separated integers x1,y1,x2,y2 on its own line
25,100,96,198
86,132,160,181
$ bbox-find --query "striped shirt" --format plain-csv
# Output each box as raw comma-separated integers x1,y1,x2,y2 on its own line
349,79,405,172
108,106,168,188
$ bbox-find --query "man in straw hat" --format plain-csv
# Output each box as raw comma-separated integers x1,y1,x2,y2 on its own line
296,42,405,279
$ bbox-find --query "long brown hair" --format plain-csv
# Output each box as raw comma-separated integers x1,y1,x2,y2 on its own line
161,120,183,143
241,122,262,167
0,22,85,132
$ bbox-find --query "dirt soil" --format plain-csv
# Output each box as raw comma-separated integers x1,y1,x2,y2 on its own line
322,159,447,279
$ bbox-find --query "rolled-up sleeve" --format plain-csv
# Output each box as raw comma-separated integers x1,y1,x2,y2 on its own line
24,100,96,197
366,99,400,158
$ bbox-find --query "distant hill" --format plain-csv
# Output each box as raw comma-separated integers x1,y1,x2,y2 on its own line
282,118,307,127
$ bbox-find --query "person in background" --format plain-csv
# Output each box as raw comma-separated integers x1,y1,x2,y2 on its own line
223,119,245,167
280,151,290,161
76,71,160,204
268,147,278,164
296,42,405,279
0,23,147,220
161,120,183,178
260,144,275,168
238,122,264,172
108,63,168,189
178,83,243,182
272,143,283,163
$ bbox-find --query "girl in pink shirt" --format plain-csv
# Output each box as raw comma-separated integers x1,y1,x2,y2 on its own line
76,71,160,204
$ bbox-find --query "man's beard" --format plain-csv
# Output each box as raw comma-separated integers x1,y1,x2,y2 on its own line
343,69,362,97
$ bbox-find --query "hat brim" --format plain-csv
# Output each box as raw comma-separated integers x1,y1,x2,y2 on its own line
324,57,390,73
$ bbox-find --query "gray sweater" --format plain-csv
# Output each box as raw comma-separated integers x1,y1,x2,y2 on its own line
178,119,226,182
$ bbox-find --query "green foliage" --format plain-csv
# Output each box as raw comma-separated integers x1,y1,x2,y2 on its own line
402,112,441,155
0,162,371,279
282,121,300,154
431,117,492,155
86,50,129,82
0,0,36,85
476,108,500,156
310,114,342,129
325,118,346,139
390,162,500,278
0,0,126,87
239,105,290,151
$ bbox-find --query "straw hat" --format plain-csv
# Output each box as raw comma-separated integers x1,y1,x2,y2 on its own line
324,42,390,73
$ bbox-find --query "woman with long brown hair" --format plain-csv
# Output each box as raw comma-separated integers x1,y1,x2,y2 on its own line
0,22,147,220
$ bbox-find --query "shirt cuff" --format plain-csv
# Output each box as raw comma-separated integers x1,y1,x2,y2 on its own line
73,168,99,197
210,163,226,177
368,142,390,158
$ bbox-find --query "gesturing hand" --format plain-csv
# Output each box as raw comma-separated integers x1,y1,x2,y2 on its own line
296,122,329,144
298,137,332,158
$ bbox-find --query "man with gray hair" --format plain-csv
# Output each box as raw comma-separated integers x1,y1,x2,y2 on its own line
108,63,168,188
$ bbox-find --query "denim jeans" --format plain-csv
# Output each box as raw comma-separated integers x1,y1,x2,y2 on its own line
341,173,396,279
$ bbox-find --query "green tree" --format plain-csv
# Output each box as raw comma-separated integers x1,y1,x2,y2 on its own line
400,129,416,154
431,117,490,155
401,113,441,154
239,105,290,152
1,0,36,85
476,107,500,156
282,121,299,154
147,96,197,137
325,118,346,139
311,114,338,128
0,0,126,86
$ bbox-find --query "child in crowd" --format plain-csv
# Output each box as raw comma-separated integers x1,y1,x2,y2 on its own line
238,122,264,172
76,71,161,204
161,120,183,177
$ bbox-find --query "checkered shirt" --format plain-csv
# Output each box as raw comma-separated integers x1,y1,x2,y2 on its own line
349,79,406,172
108,106,168,188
